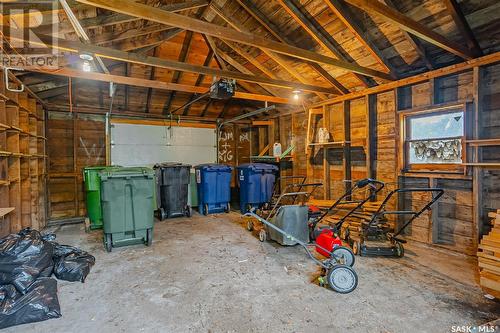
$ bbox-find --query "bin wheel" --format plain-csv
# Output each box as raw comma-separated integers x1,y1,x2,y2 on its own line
160,208,168,220
146,228,153,247
258,229,267,242
332,246,355,267
105,234,112,252
326,265,358,293
203,204,209,216
185,206,192,217
225,203,231,213
395,242,404,258
246,220,253,231
352,240,360,255
84,218,91,233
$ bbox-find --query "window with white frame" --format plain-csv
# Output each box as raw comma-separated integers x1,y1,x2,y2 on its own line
406,110,465,165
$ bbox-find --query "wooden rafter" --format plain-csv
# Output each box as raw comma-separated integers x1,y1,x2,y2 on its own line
209,4,331,99
234,0,348,94
74,0,393,81
26,67,296,105
145,47,158,113
276,0,377,87
36,0,209,35
181,50,214,116
323,0,397,76
93,24,175,46
443,0,482,57
5,31,335,94
114,28,183,52
344,0,474,59
163,31,195,115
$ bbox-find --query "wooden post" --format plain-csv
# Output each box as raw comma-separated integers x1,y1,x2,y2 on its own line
343,100,352,194
472,66,484,249
323,105,330,199
366,94,377,180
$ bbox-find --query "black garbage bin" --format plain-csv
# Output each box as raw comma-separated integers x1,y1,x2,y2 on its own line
154,163,192,219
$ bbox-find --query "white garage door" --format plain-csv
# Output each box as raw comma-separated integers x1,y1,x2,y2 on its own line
110,121,217,167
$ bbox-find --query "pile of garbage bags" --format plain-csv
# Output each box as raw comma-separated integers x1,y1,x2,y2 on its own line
0,228,95,329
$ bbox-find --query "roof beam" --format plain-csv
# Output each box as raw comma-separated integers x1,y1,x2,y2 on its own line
8,32,333,94
443,0,483,57
27,67,295,105
114,28,184,52
182,50,214,116
235,0,348,94
163,31,195,114
344,0,474,60
36,0,209,35
209,4,331,99
276,0,377,87
323,0,397,76
381,0,434,70
144,47,158,113
74,0,393,81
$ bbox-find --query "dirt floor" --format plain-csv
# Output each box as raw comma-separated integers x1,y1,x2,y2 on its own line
6,212,499,333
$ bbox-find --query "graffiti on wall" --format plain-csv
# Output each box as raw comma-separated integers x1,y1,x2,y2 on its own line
218,128,234,162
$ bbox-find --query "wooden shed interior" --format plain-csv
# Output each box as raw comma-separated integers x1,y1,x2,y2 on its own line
0,0,499,331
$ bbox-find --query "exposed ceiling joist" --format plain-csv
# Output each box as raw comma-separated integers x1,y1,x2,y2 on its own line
27,67,295,105
381,0,434,70
73,0,393,81
234,0,348,94
443,0,483,57
6,31,333,94
116,28,184,52
36,0,209,35
276,0,377,87
323,0,397,76
182,50,214,116
209,3,330,99
344,0,474,60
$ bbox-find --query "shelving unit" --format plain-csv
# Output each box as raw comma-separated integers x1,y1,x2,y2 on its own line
0,71,46,237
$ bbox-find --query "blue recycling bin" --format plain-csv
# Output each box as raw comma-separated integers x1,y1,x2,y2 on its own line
237,163,279,213
195,164,233,215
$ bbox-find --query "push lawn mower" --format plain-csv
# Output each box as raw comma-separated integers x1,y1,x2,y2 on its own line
344,188,444,257
245,191,358,293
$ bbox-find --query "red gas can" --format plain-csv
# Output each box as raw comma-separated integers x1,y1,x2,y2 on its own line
315,229,343,257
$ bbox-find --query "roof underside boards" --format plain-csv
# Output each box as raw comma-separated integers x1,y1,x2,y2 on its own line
5,0,500,119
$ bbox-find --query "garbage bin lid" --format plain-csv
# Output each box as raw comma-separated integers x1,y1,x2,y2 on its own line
99,167,154,178
237,163,279,171
154,162,192,169
195,163,233,172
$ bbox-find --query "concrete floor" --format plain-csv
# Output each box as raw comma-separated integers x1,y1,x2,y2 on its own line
6,212,499,333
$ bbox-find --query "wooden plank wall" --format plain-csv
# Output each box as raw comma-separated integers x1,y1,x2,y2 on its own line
47,111,105,220
218,123,252,186
273,63,500,255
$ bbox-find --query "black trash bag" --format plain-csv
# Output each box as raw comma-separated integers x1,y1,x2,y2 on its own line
0,278,62,329
0,229,54,294
53,244,95,282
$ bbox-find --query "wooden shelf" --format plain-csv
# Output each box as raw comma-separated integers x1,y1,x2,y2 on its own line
0,180,10,186
466,139,500,147
463,163,500,168
309,141,349,147
0,207,15,218
0,151,12,157
0,122,9,130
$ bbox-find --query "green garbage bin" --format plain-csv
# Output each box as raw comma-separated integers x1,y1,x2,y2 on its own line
100,167,155,252
83,166,109,230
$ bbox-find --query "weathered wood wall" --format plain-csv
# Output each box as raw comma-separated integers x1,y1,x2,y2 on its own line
272,62,500,255
47,112,105,220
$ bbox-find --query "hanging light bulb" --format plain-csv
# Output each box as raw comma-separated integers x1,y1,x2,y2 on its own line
292,89,301,101
79,54,94,72
82,60,91,72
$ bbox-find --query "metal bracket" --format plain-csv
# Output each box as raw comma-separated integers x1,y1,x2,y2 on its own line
4,67,24,92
